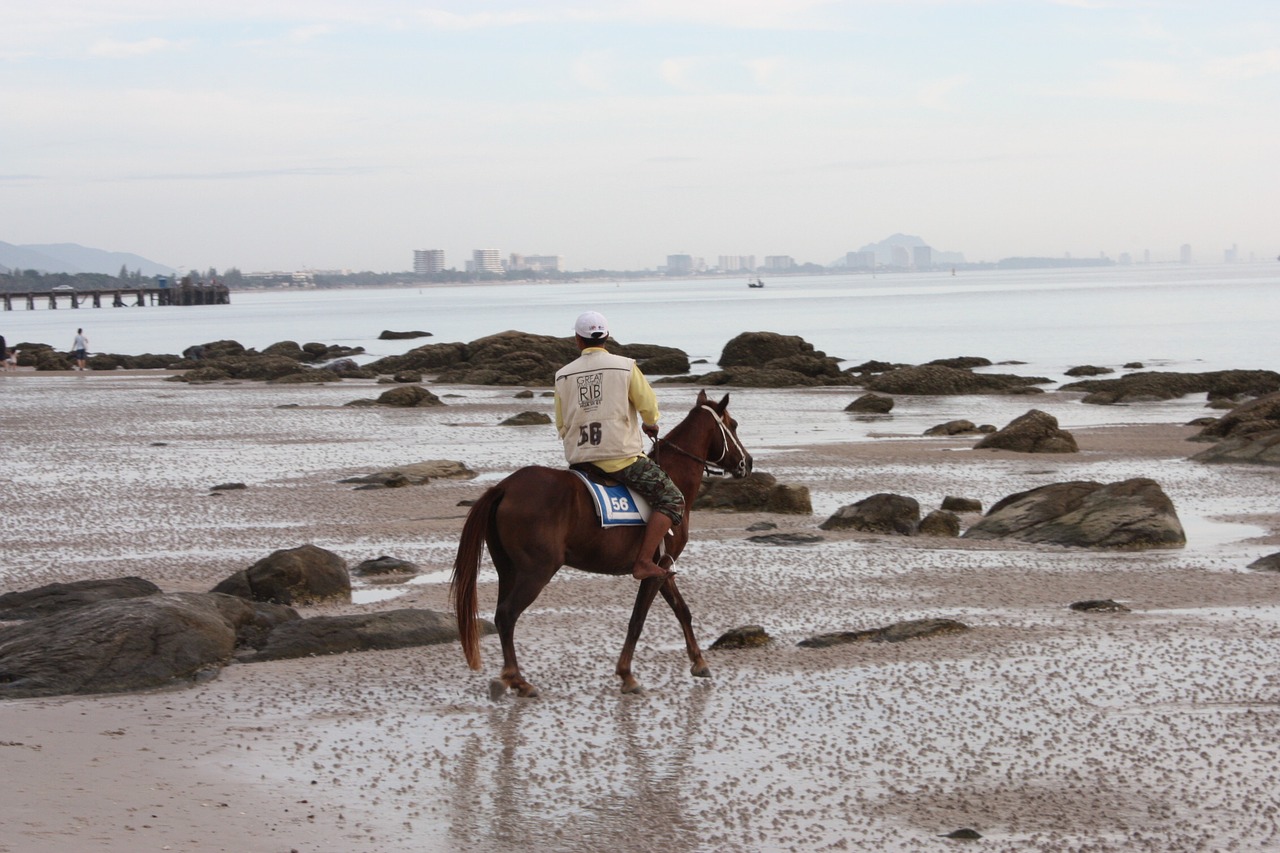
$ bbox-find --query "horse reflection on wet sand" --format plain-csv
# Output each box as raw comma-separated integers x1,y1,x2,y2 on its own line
452,390,753,698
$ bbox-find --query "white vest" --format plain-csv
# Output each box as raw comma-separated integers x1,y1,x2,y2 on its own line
555,350,644,464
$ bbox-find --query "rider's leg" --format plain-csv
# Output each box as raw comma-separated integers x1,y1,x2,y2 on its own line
631,510,675,580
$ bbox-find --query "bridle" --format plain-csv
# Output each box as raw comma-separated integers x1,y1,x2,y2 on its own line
653,404,749,477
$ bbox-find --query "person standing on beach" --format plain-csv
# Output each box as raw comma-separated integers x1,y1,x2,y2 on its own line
72,328,89,371
553,310,684,581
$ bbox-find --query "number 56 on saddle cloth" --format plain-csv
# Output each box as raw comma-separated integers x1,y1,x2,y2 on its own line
568,469,651,527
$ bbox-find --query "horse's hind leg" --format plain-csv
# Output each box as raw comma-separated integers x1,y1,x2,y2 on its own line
616,577,664,694
659,577,711,679
492,554,556,699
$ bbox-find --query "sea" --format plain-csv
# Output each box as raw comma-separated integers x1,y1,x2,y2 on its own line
4,261,1276,387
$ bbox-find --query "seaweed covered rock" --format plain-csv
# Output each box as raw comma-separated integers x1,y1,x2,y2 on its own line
866,365,1049,395
974,409,1078,454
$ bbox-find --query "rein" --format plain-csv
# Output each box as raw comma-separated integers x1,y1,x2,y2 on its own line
652,405,746,477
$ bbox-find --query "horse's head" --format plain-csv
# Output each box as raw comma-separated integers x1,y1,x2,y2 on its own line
695,389,753,479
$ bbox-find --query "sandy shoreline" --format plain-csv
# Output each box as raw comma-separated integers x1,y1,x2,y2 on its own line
2,370,1279,852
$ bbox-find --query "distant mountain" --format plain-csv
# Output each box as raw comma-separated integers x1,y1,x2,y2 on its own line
0,241,174,276
832,233,965,267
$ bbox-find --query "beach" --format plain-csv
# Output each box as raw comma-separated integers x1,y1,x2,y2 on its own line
2,369,1280,852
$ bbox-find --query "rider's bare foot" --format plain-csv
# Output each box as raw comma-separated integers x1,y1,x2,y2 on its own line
631,559,673,581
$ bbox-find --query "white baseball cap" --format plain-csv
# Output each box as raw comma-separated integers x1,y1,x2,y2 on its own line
574,311,609,340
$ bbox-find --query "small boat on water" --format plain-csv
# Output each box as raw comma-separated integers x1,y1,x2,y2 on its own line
747,276,764,288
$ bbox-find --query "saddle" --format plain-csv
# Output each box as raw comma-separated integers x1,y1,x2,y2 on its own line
569,464,650,527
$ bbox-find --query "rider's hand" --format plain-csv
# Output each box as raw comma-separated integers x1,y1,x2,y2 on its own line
642,422,659,439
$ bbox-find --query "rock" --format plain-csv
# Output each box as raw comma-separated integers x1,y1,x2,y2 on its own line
353,556,419,576
1247,553,1280,572
866,365,1049,395
340,460,477,485
0,577,161,621
379,330,433,340
940,496,982,513
927,356,993,369
501,411,552,426
1069,599,1131,612
845,393,894,413
240,609,489,662
1193,391,1280,440
1191,431,1280,465
819,493,920,535
635,352,691,375
1064,365,1115,377
211,544,352,606
798,618,970,648
719,331,824,367
513,389,534,398
746,532,824,546
1062,369,1280,405
210,482,246,491
373,385,443,407
745,521,777,531
709,625,772,649
1123,362,1144,369
694,472,812,514
941,828,983,839
925,419,980,436
391,370,422,383
974,409,1078,453
0,592,296,699
918,509,960,537
961,478,1185,550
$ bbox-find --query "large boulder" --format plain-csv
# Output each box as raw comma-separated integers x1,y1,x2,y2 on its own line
819,493,920,535
693,472,812,514
0,576,161,620
1191,431,1280,465
866,365,1048,395
1193,391,1280,441
974,409,1078,453
212,544,352,606
845,393,894,414
719,332,823,367
339,460,477,486
961,478,1185,549
240,608,487,662
0,592,297,699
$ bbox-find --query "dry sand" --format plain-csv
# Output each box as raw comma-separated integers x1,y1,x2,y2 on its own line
2,370,1279,852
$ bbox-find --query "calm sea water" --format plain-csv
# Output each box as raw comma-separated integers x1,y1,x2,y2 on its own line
3,263,1276,383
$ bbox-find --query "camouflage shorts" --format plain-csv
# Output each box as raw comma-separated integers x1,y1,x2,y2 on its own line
615,457,685,526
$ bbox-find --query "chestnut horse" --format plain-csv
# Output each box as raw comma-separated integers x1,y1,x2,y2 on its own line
452,390,753,697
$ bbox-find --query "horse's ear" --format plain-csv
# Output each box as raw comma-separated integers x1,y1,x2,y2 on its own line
716,393,730,412
696,389,709,406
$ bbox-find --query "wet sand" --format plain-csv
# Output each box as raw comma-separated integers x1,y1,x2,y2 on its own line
2,371,1279,852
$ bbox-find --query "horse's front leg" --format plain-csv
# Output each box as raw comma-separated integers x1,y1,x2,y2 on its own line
616,576,664,693
658,576,710,678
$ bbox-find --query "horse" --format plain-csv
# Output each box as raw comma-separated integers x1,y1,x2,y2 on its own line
451,389,753,698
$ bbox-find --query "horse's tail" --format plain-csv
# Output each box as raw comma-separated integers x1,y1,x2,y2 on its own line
451,484,504,671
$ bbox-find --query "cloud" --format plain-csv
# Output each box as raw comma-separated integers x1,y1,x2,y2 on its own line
1203,49,1280,81
916,75,969,111
1062,60,1208,104
88,37,185,59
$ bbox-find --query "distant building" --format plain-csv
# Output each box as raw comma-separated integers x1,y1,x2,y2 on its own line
414,249,445,275
911,245,932,270
472,249,503,274
718,255,742,272
508,253,564,272
666,254,694,275
763,255,794,271
846,251,875,270
1225,244,1238,264
1180,243,1193,264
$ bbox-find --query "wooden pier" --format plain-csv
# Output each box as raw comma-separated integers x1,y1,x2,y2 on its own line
2,283,230,311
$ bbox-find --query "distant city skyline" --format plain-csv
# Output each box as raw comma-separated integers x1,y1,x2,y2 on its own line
3,2,1278,273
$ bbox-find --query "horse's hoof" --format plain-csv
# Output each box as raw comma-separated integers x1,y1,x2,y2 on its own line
691,663,711,679
621,682,645,695
516,683,541,699
488,679,507,701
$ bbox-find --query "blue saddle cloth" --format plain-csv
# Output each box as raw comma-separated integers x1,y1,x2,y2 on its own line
569,470,651,527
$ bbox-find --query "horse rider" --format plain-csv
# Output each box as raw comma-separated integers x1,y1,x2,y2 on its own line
554,311,685,581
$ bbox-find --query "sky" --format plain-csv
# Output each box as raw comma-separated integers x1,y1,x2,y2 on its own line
3,0,1278,273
